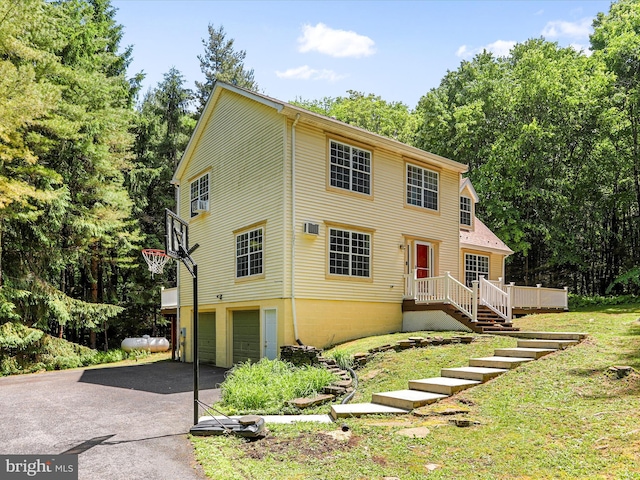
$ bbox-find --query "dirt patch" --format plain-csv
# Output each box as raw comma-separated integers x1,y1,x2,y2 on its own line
239,431,359,461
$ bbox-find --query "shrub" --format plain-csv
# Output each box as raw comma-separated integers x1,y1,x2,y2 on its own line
568,294,640,309
0,321,152,376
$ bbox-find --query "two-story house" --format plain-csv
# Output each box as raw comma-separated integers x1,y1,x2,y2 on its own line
169,82,562,368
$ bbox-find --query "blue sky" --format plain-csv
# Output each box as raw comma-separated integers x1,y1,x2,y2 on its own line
112,0,613,108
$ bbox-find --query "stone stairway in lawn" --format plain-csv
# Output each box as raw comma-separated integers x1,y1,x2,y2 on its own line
330,331,587,419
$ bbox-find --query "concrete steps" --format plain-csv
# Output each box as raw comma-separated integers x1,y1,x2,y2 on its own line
493,347,557,359
469,356,533,369
517,339,579,349
371,390,448,410
408,377,481,395
441,366,508,382
329,331,586,420
492,331,587,341
331,403,410,419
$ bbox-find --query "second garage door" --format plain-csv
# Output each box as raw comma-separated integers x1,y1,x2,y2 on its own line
232,310,260,364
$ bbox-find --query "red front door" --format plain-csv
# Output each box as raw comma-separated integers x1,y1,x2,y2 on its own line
415,243,431,278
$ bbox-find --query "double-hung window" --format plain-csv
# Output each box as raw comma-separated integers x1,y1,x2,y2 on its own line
236,228,263,278
190,173,209,217
464,253,489,287
329,228,371,278
329,140,371,195
460,196,472,227
406,164,438,211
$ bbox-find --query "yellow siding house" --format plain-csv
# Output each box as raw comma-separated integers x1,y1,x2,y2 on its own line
172,82,514,367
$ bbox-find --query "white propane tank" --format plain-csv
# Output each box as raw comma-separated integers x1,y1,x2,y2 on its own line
121,336,170,353
147,337,170,352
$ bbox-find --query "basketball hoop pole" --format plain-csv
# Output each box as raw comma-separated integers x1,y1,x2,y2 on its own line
177,243,200,426
164,208,201,425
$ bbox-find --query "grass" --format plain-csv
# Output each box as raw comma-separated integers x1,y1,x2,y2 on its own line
192,305,640,479
216,358,338,415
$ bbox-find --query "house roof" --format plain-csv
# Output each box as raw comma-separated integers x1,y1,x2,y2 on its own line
460,177,479,203
460,218,514,256
173,81,469,183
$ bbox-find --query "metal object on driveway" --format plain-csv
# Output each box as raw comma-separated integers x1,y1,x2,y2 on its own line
189,417,266,438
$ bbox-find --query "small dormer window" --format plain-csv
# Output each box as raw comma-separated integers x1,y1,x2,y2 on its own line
460,196,472,227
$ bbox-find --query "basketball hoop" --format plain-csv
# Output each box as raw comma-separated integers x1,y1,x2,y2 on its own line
142,249,171,275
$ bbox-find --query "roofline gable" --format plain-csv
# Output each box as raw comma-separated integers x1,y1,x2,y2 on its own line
460,177,479,202
173,81,469,184
172,82,285,184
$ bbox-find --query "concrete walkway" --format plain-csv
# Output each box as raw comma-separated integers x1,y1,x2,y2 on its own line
0,361,227,480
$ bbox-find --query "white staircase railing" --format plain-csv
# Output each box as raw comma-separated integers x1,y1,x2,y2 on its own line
404,273,569,323
410,271,476,321
479,277,511,321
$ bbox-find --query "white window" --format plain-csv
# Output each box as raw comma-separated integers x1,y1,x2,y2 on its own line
465,254,489,287
330,140,371,195
329,228,370,277
190,173,209,217
407,164,438,211
460,196,472,227
236,228,263,278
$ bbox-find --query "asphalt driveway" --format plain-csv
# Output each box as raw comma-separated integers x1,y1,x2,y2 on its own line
0,361,227,479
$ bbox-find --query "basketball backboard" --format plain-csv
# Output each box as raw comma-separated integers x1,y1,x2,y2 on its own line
165,209,189,260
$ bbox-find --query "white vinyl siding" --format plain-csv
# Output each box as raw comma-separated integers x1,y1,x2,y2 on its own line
293,123,461,303
177,90,286,307
190,173,209,217
330,140,371,195
460,196,472,226
407,164,438,211
236,227,263,278
329,228,370,277
465,253,489,286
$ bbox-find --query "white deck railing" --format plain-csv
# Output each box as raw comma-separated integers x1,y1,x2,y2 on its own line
509,284,569,310
404,273,569,322
161,287,178,309
479,277,510,321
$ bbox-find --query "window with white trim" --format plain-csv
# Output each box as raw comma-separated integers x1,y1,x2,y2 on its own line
236,228,263,278
329,228,370,277
190,173,209,217
465,253,489,287
460,196,472,227
330,140,371,194
407,164,438,210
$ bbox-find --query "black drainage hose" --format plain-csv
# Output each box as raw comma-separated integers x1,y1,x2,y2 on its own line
341,366,358,404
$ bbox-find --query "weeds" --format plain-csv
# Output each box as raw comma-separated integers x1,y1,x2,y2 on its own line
218,358,337,414
327,349,353,370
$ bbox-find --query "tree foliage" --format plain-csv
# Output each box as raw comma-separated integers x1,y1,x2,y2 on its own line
293,91,417,144
0,0,139,348
195,23,257,112
411,29,640,294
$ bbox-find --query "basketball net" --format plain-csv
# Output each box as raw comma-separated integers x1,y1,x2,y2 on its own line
142,249,171,276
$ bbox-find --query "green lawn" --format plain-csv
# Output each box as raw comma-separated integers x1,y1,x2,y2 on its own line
192,305,640,479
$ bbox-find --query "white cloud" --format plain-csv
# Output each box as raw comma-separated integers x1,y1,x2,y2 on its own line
541,18,592,39
456,40,516,59
297,23,375,58
275,65,347,82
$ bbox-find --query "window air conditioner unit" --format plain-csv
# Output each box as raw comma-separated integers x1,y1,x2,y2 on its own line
303,222,320,235
191,199,209,213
